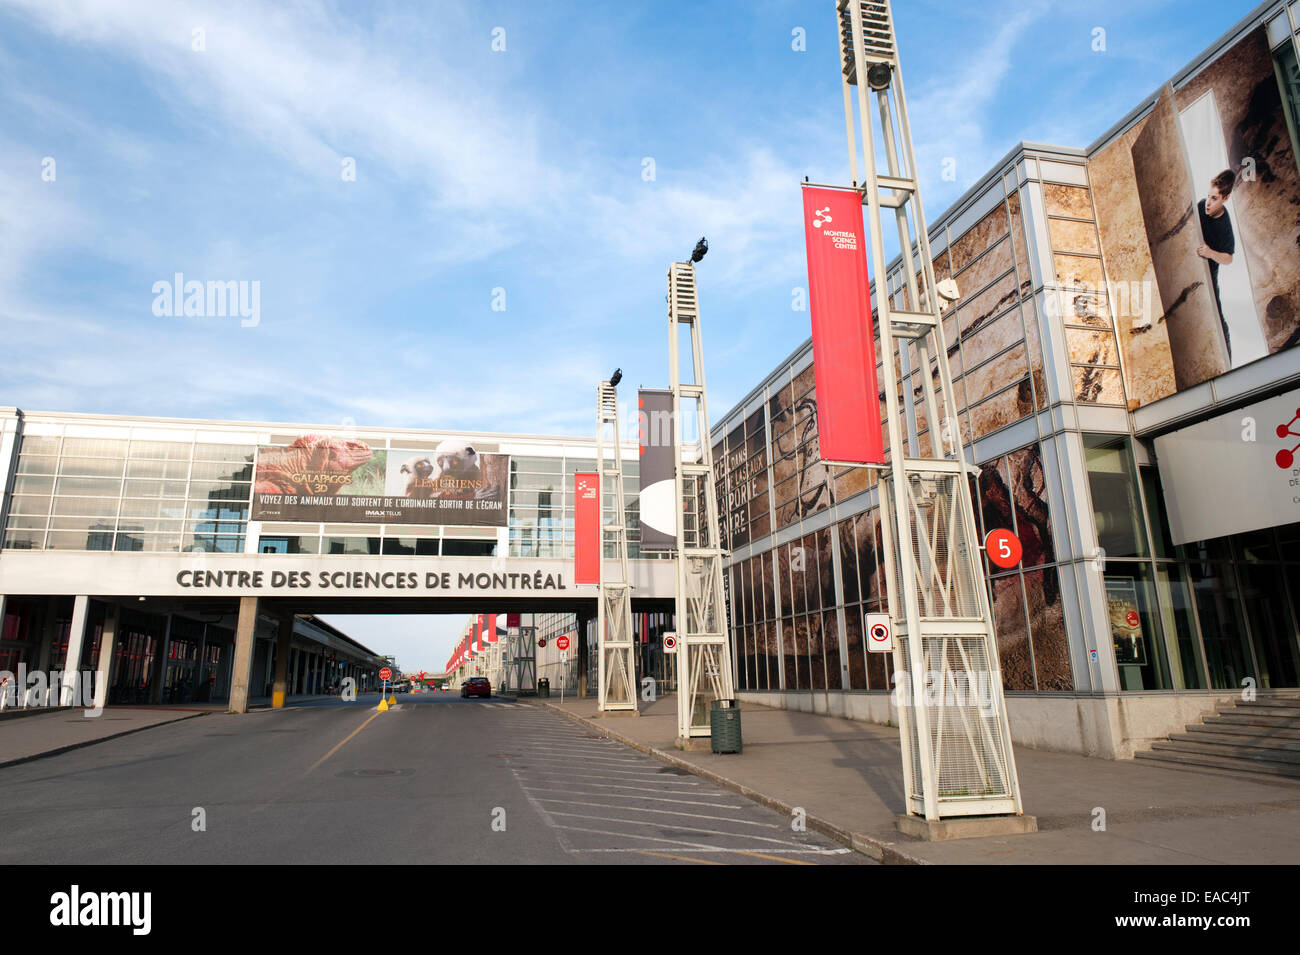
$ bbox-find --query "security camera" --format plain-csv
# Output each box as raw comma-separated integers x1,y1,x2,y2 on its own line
936,278,960,315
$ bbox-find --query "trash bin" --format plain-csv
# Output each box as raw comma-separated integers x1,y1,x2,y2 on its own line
538,678,550,698
710,699,742,754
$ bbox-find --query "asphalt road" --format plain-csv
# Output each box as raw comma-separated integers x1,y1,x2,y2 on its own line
0,694,868,864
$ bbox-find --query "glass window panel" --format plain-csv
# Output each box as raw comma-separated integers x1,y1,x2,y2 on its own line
189,460,254,483
783,618,800,690
322,536,383,555
58,456,125,478
1023,567,1073,691
113,532,182,552
1155,564,1206,690
16,454,58,475
1007,444,1055,568
3,529,44,549
1083,436,1147,559
193,444,255,462
816,527,835,609
123,479,188,499
7,495,52,516
61,437,128,457
844,604,866,689
54,476,122,496
838,520,860,604
46,530,114,550
1105,565,1174,690
128,441,191,460
184,535,244,553
126,459,190,479
51,495,119,517
1240,562,1300,688
513,457,563,474
18,436,60,455
991,572,1035,690
1188,561,1256,690
808,612,827,690
119,499,187,520
188,481,251,501
11,475,54,495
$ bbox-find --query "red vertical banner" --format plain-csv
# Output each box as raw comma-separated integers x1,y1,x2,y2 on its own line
486,613,499,643
574,472,600,585
475,615,483,652
800,185,885,464
506,613,520,628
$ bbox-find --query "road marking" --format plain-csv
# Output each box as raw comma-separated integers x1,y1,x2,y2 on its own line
532,798,778,829
543,810,815,849
307,710,382,774
518,785,744,810
725,849,817,866
634,850,725,865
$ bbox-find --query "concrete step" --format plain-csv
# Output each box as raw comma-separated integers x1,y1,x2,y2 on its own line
1206,712,1300,730
1228,702,1300,718
1135,749,1300,779
1173,730,1300,752
1191,722,1300,741
1150,738,1300,765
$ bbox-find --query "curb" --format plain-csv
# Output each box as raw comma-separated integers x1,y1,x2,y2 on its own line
528,699,930,865
0,711,208,771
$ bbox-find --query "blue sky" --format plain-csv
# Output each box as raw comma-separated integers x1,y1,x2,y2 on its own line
0,0,1263,671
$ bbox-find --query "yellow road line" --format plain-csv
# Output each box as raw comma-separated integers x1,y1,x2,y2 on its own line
726,849,816,865
633,850,725,865
307,710,383,774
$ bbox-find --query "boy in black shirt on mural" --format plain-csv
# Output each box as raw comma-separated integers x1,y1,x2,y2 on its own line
1196,168,1236,360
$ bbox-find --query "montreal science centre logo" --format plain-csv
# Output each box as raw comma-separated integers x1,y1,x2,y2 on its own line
1276,408,1300,469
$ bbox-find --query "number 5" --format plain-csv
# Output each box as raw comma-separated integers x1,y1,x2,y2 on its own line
998,539,1011,559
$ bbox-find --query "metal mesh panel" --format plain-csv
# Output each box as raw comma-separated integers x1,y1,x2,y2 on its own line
902,473,980,618
897,632,1014,802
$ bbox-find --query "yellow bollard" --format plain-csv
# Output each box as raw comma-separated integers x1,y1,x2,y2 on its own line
378,698,389,711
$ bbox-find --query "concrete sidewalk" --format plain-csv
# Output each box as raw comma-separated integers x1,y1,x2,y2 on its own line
0,693,340,769
530,695,1300,864
0,705,211,769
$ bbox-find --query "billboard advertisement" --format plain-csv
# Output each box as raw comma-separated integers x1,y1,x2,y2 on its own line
1153,386,1300,544
252,435,509,526
800,184,884,464
1090,26,1300,407
574,472,600,585
638,389,677,551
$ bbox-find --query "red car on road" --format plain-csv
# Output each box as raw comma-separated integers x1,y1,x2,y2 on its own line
461,677,491,699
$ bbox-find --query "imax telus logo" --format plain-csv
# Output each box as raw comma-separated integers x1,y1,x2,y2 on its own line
152,272,260,327
50,886,151,936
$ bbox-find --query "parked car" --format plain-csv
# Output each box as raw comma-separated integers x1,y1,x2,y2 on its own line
461,677,491,699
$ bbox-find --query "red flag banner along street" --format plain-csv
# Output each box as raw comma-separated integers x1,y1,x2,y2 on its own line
800,184,885,465
574,472,600,585
487,613,499,643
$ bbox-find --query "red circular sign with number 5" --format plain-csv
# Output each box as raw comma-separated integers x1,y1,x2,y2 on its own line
985,529,1022,569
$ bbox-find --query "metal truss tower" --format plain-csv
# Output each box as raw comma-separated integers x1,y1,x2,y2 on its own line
837,0,1024,820
667,260,735,745
596,380,638,712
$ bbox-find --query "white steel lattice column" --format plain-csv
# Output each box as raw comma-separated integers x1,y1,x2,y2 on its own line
596,380,638,711
668,261,735,743
836,0,1023,820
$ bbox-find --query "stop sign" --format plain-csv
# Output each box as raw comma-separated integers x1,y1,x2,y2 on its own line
557,635,570,651
379,667,392,682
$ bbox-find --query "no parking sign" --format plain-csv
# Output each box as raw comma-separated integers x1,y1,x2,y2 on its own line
663,632,677,655
865,614,894,653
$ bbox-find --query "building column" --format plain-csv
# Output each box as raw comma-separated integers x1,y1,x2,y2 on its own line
93,604,119,710
272,611,294,708
576,608,591,698
149,613,173,705
59,595,91,707
228,597,259,714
